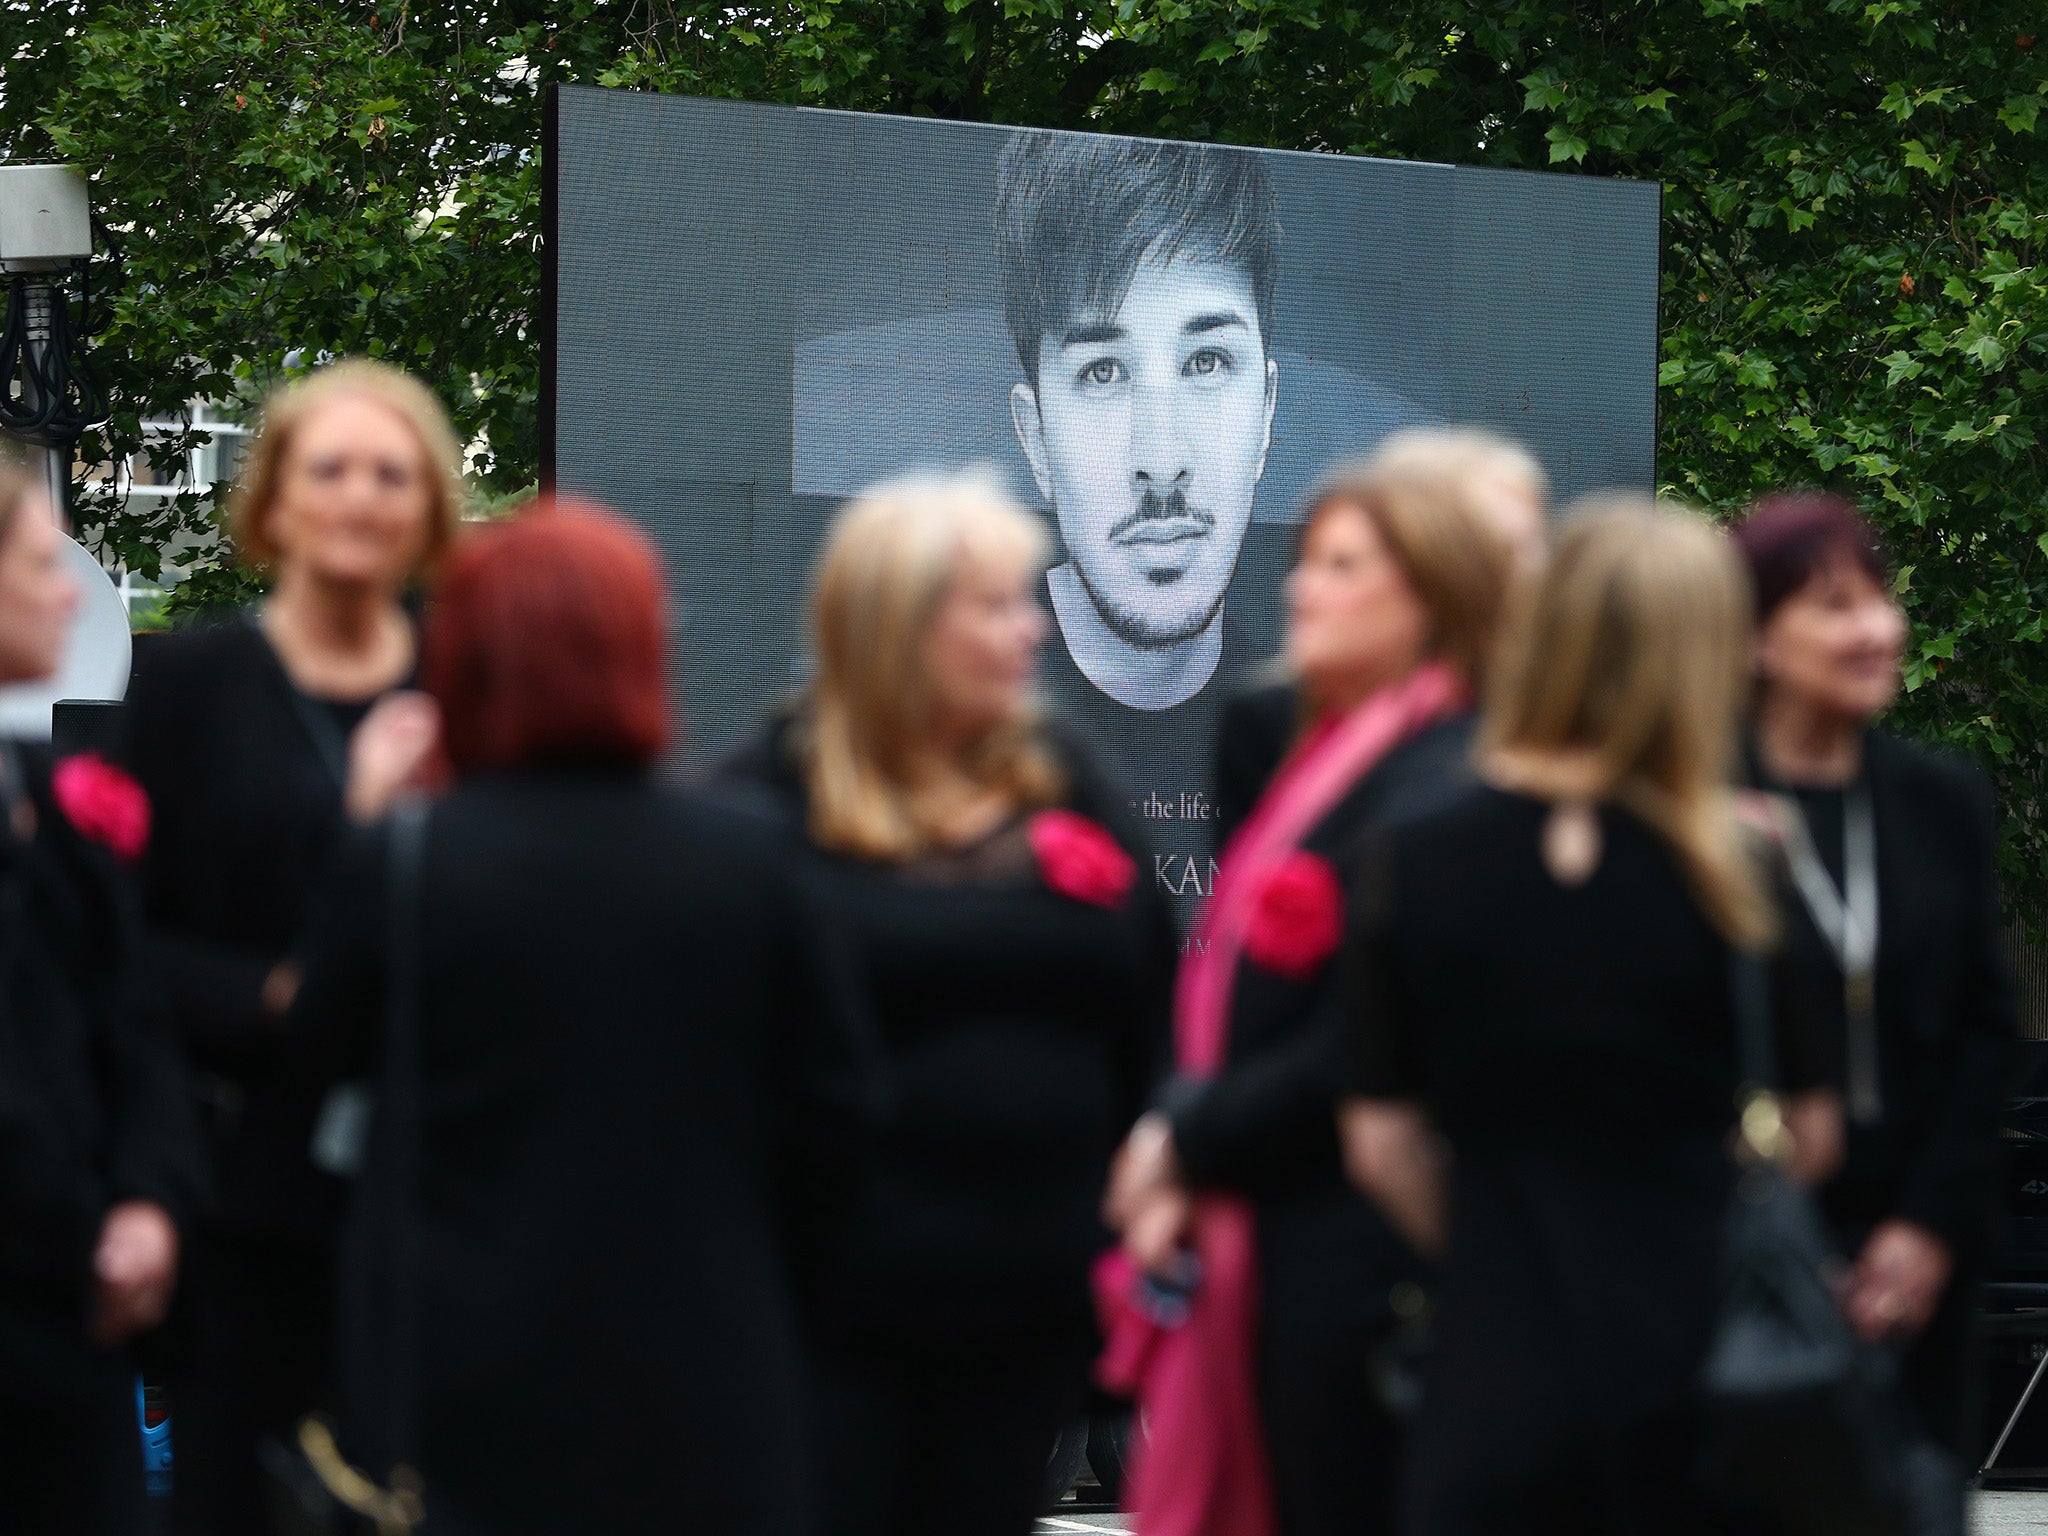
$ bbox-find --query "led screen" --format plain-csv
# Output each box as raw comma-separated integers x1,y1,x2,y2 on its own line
547,86,1660,915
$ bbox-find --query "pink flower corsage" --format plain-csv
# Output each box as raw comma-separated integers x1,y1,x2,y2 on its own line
51,753,151,862
1243,850,1344,979
1029,808,1137,909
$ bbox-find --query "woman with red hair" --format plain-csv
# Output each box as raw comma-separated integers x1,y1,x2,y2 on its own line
292,500,840,1535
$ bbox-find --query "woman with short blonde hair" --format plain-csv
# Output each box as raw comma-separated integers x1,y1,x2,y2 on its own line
228,359,465,571
727,470,1173,1536
121,357,463,1536
1341,499,1841,1536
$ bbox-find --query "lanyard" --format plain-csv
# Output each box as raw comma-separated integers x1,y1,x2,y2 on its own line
1774,785,1882,1125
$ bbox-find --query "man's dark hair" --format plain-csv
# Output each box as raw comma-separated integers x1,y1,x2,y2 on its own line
994,131,1281,385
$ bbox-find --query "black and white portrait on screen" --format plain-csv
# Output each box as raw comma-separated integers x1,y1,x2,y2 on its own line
995,133,1280,718
546,90,1664,916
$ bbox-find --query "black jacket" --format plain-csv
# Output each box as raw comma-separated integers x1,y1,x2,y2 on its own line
722,715,1176,1343
0,741,206,1363
291,771,848,1536
1167,685,1478,1194
1759,730,2016,1258
121,617,403,1234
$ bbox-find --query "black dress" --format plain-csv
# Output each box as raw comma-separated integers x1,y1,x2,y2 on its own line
1754,730,2015,1453
1348,787,1826,1536
290,770,850,1535
120,616,405,1536
1161,684,1474,1536
0,740,207,1536
724,719,1175,1536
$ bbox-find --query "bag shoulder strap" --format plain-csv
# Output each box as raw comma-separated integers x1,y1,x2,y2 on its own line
381,795,430,1477
1728,947,1779,1093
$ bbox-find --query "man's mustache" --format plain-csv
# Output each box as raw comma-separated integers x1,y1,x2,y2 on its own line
1109,488,1215,544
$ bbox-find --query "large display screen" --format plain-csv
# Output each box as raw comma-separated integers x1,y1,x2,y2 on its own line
546,86,1660,914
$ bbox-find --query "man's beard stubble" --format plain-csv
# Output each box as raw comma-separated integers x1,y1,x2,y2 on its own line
1073,485,1231,652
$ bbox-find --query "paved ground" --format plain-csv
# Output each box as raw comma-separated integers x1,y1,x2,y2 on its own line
1982,1490,2048,1534
1038,1491,2048,1533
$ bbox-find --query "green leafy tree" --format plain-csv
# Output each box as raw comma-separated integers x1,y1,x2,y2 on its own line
10,1,2048,901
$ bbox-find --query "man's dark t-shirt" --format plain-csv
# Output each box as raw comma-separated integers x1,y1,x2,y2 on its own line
1035,573,1258,933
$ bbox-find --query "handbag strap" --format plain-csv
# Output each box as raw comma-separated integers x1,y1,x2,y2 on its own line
379,795,430,1480
1729,948,1779,1093
1728,948,1795,1164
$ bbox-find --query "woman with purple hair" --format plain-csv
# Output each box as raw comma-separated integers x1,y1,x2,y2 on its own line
1735,491,2014,1483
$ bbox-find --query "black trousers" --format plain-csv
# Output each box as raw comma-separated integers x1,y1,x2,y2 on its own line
811,1332,1088,1536
1256,1187,1408,1536
0,1325,148,1536
170,1227,334,1536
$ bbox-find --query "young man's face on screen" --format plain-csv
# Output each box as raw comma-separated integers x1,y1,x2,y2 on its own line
1012,251,1278,650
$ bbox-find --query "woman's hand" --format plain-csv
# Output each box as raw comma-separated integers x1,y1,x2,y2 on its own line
1122,1186,1195,1277
1338,1096,1448,1259
1782,1089,1845,1188
1845,1219,1952,1342
88,1200,179,1348
345,690,442,825
260,959,302,1020
1104,1113,1193,1276
1104,1112,1182,1230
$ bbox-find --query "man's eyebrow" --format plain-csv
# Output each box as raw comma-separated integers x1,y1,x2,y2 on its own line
1186,311,1249,335
1058,320,1126,348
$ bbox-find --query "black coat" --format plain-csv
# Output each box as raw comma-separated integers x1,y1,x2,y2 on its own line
1348,788,1830,1533
1167,686,1477,1200
1756,730,2016,1259
0,740,206,1374
122,617,401,1235
722,717,1176,1345
1164,685,1479,1536
291,771,850,1536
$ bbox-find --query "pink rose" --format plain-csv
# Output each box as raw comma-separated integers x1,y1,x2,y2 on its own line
51,753,151,863
1029,809,1137,909
1243,850,1343,980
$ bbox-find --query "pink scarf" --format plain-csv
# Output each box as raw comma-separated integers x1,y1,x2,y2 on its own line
1094,661,1466,1536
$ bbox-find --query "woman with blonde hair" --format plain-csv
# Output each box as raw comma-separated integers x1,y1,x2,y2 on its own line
725,472,1173,1536
1339,500,1841,1536
1098,461,1518,1536
120,359,464,1536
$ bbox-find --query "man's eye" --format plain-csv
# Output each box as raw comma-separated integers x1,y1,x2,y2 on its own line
1183,347,1234,379
1077,357,1127,387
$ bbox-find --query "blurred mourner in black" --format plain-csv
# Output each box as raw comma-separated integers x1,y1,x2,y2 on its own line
725,474,1174,1536
0,461,206,1534
1101,439,1526,1536
1736,491,2015,1456
120,360,463,1535
1340,502,1844,1536
292,501,847,1535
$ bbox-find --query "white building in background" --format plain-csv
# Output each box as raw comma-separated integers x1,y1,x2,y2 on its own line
83,400,252,620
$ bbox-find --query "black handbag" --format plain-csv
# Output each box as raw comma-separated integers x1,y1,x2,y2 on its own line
263,798,431,1536
1698,952,1962,1536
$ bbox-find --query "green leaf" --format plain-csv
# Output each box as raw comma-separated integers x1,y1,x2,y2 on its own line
1999,93,2045,136
1901,138,1945,178
1546,126,1589,164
